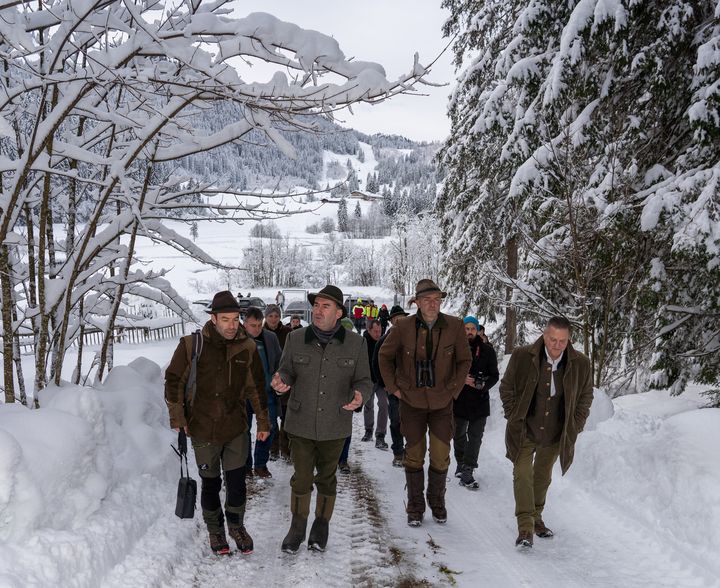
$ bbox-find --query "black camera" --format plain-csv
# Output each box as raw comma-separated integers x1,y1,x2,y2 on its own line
415,359,435,388
473,372,489,389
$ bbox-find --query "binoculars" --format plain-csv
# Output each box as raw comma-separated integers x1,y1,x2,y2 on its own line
415,359,436,388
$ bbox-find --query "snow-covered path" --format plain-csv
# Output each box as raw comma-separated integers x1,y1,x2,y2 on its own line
100,413,720,588
5,338,719,588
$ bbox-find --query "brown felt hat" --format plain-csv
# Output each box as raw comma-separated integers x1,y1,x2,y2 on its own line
206,290,242,314
410,279,447,304
308,285,347,317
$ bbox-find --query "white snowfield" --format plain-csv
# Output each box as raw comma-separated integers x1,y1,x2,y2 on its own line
0,342,718,588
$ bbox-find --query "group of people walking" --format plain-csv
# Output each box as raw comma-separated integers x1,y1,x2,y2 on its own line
164,279,594,556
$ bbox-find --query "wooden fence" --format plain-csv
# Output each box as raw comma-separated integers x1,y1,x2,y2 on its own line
6,319,186,356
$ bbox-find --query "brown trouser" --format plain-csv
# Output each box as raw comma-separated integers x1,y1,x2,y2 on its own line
513,438,560,532
400,399,454,472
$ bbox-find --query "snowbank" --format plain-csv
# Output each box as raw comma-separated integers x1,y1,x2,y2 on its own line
0,358,178,588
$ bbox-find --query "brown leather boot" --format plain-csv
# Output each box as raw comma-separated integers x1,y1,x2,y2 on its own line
516,530,533,547
427,467,448,524
534,519,554,538
405,468,425,527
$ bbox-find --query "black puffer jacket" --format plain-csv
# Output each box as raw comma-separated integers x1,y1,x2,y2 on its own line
453,336,499,420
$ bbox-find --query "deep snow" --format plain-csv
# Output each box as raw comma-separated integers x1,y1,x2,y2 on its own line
1,340,718,587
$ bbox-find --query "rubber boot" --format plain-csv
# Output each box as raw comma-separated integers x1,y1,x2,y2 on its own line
308,494,336,552
281,492,311,554
427,467,448,523
405,468,425,527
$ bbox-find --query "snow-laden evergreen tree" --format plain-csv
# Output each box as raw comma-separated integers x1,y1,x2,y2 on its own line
338,196,349,232
438,0,720,393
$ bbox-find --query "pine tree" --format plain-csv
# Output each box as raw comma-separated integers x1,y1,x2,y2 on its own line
438,0,720,393
338,195,349,232
190,222,199,241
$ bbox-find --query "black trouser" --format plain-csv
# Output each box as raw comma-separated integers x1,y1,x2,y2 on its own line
388,394,404,457
453,416,487,469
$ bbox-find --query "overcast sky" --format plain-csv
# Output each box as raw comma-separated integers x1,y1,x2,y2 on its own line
230,1,456,143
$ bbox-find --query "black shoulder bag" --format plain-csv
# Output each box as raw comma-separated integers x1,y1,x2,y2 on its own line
173,429,197,519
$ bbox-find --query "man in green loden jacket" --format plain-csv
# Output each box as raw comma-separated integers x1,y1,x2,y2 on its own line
164,291,270,556
499,316,594,548
272,285,372,554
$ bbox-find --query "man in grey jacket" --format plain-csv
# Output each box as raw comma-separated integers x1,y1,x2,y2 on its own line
271,285,372,554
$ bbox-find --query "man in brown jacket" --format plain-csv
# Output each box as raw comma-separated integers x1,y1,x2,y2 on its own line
164,291,270,556
499,316,593,548
378,279,472,526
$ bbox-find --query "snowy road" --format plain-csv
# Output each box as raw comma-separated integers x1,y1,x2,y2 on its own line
100,411,720,588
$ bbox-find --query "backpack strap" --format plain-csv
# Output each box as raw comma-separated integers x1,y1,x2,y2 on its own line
183,329,203,408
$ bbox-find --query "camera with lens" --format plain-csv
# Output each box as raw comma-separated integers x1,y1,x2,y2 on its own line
473,372,489,389
415,359,436,388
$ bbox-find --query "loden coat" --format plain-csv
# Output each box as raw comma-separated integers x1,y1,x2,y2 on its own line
164,321,270,445
378,312,472,410
277,325,372,441
499,336,593,474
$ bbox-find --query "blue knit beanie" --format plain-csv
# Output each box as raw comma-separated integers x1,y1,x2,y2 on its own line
463,316,480,330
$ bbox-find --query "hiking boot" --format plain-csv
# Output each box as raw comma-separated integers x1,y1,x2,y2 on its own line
228,526,254,555
245,468,254,479
427,468,448,524
515,530,533,547
254,466,272,479
209,531,230,555
281,515,308,554
338,461,350,473
459,466,479,490
361,429,373,442
392,455,404,468
269,451,279,461
534,519,554,538
454,463,463,478
308,518,329,551
375,436,389,450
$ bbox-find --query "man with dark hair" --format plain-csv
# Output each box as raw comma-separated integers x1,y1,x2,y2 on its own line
372,305,409,467
290,315,302,330
264,304,292,461
500,315,593,548
361,319,389,449
164,291,270,555
243,306,282,479
272,285,372,554
379,279,472,527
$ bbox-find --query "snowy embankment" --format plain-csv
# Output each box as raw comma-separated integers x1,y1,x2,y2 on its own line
0,348,719,587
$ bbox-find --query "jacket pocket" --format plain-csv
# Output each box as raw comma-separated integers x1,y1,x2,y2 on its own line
293,354,311,367
289,397,301,411
337,357,355,368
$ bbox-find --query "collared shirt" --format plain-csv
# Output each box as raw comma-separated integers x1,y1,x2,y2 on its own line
544,347,562,397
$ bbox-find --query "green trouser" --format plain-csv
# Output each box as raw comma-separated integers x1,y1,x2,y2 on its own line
513,438,560,533
288,434,346,500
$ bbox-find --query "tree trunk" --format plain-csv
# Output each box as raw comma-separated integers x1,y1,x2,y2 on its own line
505,236,518,355
0,246,16,403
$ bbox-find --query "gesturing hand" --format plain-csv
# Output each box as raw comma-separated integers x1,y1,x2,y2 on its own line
272,372,291,394
342,390,363,411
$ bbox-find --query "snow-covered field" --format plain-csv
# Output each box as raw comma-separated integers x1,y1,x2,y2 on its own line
1,343,718,587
